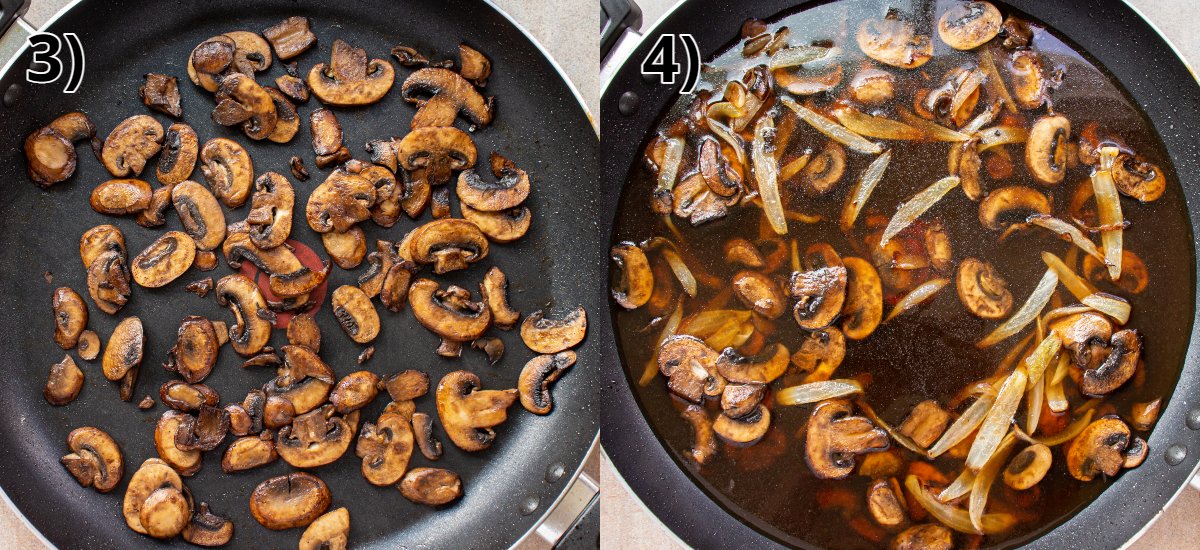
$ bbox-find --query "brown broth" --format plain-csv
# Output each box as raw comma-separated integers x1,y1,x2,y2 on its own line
610,1,1196,548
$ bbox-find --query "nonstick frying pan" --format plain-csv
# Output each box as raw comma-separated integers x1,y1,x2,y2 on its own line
600,0,1200,548
0,0,600,547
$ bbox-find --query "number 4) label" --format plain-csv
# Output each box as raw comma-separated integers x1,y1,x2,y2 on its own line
640,34,700,95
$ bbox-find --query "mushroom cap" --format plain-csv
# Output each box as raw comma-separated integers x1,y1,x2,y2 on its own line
181,502,234,547
122,458,184,535
80,224,126,269
45,354,85,406
215,274,271,356
330,370,381,414
713,406,771,445
789,244,848,330
856,14,932,69
395,126,478,186
520,306,587,354
937,1,1002,50
102,316,143,382
456,153,530,212
276,406,358,468
354,412,414,486
791,328,847,381
308,39,395,106
167,316,218,383
518,351,577,415
435,370,518,452
221,435,279,473
1066,416,1132,481
305,169,377,233
52,287,88,349
400,468,463,506
1003,443,1053,490
250,472,331,530
409,278,492,343
657,335,723,403
840,257,883,340
90,178,152,215
130,230,196,288
720,383,766,419
1112,154,1165,202
406,218,490,275
1025,115,1072,185
731,270,786,319
715,344,789,385
216,72,278,140
805,399,889,479
101,115,164,177
460,204,532,244
139,486,190,539
1009,50,1048,110
160,380,220,412
978,185,1051,229
1081,329,1141,397
199,137,254,208
401,67,493,129
155,410,203,476
299,507,350,550
61,427,123,492
331,285,381,344
382,370,431,402
956,258,1014,319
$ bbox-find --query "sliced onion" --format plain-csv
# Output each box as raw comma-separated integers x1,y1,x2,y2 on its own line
656,137,685,193
781,97,882,154
768,45,834,70
779,151,812,182
970,432,1017,532
966,369,1027,471
1025,373,1044,434
929,394,994,458
1028,215,1105,263
658,246,698,297
886,278,950,322
961,100,1003,135
1045,359,1070,413
776,379,862,406
832,106,924,141
1093,147,1125,280
977,125,1028,153
1050,352,1070,385
1040,251,1094,302
840,150,893,231
1023,334,1062,385
978,268,1059,348
905,475,1018,535
639,301,684,386
790,239,801,273
1042,304,1095,327
1015,409,1095,446
752,117,787,235
880,176,961,246
979,47,1017,114
680,309,752,340
707,117,747,166
897,108,970,141
950,70,985,126
1082,292,1132,325
938,469,976,502
857,399,931,458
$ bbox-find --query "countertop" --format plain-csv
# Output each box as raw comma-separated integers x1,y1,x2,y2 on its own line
598,0,1200,549
0,0,598,548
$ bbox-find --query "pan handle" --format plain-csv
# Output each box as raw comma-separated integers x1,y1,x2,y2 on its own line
600,0,643,86
514,438,600,549
0,0,31,72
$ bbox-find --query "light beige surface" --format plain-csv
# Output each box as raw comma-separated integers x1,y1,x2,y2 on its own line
0,0,596,547
599,0,1200,549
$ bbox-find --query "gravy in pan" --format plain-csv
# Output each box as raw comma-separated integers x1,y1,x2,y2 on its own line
609,1,1195,548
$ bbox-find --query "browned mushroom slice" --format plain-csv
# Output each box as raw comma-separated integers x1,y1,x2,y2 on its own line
157,123,198,185
412,412,443,460
1003,443,1052,490
331,285,380,344
521,306,587,354
937,1,1002,50
715,344,788,385
360,343,377,363
354,412,413,486
457,153,530,212
358,240,398,298
263,395,297,430
263,16,316,60
657,335,724,403
309,108,351,168
1050,311,1113,370
848,68,895,106
263,87,300,144
102,316,143,395
856,13,932,69
409,279,492,349
400,468,463,506
472,267,520,331
331,371,381,414
241,171,294,250
862,477,908,529
805,399,889,479
223,226,329,298
215,274,271,356
381,370,430,402
199,137,253,208
397,126,479,186
611,243,653,310
307,38,396,106
136,184,174,228
188,35,235,92
277,74,311,105
61,427,124,493
299,507,350,550
891,524,953,550
174,404,231,452
76,330,101,361
91,179,153,215
714,406,771,445
122,458,188,539
182,502,234,547
978,186,1051,229
840,257,882,340
1066,416,1140,481
86,249,131,315
139,73,182,117
1026,115,1071,186
518,351,576,415
155,410,202,476
131,231,196,288
306,169,377,232
406,218,489,274
898,400,951,449
436,371,517,452
459,43,491,86
956,258,1013,319
215,73,278,140
163,316,218,383
170,181,226,251
159,380,219,412
1081,329,1140,397
276,405,358,468
52,287,88,349
1112,154,1165,202
221,435,278,473
80,224,126,268
45,354,84,405
221,30,271,76
721,384,765,419
797,141,846,196
250,472,331,530
263,345,335,415
101,115,164,177
287,312,322,353
1009,50,1048,110
731,270,786,319
25,112,99,186
790,244,848,331
461,204,532,243
322,227,367,269
679,405,717,465
401,67,493,129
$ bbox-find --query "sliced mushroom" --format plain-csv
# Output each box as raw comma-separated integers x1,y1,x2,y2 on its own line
200,137,254,208
276,405,359,468
221,435,278,473
102,115,164,177
461,204,533,243
166,181,225,251
25,112,98,186
306,39,395,106
611,243,653,310
518,351,576,415
1025,115,1071,185
264,396,297,430
792,328,847,381
309,108,352,168
222,30,272,76
1131,397,1163,431
195,251,219,272
174,404,230,452
227,390,266,436
263,345,335,415
78,330,101,361
102,316,143,400
799,141,846,196
287,313,322,353
155,410,202,476
87,248,132,315
1066,416,1136,481
1004,443,1052,490
45,354,85,405
1084,249,1149,295
715,344,788,385
306,169,377,232
790,244,848,331
354,412,414,486
216,274,272,356
156,123,198,185
949,137,983,200
1009,50,1048,110
331,371,381,414
91,179,153,215
866,477,908,527
123,458,186,537
160,380,219,412
299,507,350,550
52,287,88,349
80,224,126,268
978,185,1051,229
396,126,479,186
459,43,491,86
856,13,932,69
401,67,493,129
521,306,587,354
658,335,724,402
131,231,196,288
956,258,1013,319
891,524,952,550
839,257,883,340
409,278,492,346
278,74,311,103
400,468,463,506
456,153,530,212
1112,154,1164,202
264,87,300,144
250,472,331,530
181,502,234,547
412,412,443,460
805,399,889,479
263,16,316,60
133,182,171,227
378,260,416,313
214,73,277,140
60,427,123,493
681,405,717,464
322,227,367,270
937,1,1002,50
187,35,235,92
162,316,218,383
358,240,399,298
731,270,786,319
140,73,182,118
330,285,380,344
721,384,766,419
1081,329,1140,397
478,266,520,329
897,400,951,449
436,371,518,452
139,489,190,539
1050,312,1114,370
382,370,430,402
223,225,329,298
714,406,771,444
849,68,895,106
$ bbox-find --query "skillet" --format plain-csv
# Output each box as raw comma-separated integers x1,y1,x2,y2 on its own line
0,0,600,547
600,0,1200,548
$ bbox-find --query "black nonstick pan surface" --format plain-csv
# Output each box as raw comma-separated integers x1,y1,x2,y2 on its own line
0,0,600,548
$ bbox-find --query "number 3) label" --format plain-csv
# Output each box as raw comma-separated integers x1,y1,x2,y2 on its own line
640,34,700,95
26,32,85,94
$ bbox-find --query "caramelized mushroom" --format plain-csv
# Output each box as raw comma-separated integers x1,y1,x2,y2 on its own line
131,231,196,288
25,112,98,186
956,258,1013,319
276,405,359,468
891,524,952,550
521,306,587,354
731,270,786,319
52,287,88,349
91,179,152,215
221,435,278,473
721,384,766,419
155,411,202,476
412,412,443,460
160,380,219,412
45,354,84,405
805,399,889,479
299,507,350,550
459,43,491,86
102,315,143,401
1081,329,1140,397
331,371,380,414
658,335,724,403
187,36,235,92
1003,443,1052,490
856,13,932,69
262,16,316,60
715,344,788,385
866,477,908,527
401,68,493,129
182,502,234,547
223,225,329,298
355,412,414,486
123,458,185,536
170,181,226,251
358,240,399,298
215,274,271,356
714,406,771,444
199,137,253,208
214,73,278,140
801,141,847,196
245,172,294,249
61,427,123,493
140,73,182,118
288,313,322,353
102,115,164,177
1026,115,1071,185
681,405,717,464
331,285,380,344
164,316,219,383
400,468,463,506
841,257,883,340
1112,154,1165,202
978,186,1051,229
264,87,300,144
1066,416,1138,481
1009,50,1048,110
897,401,951,449
250,472,331,530
790,244,848,330
395,126,479,186
518,351,576,415
174,404,231,452
87,248,131,315
309,109,352,168
157,123,198,184
308,39,395,106
457,153,531,213
937,1,1002,50
78,330,101,360
263,345,335,415
436,370,518,452
305,169,376,232
611,243,654,310
409,278,492,348
1131,397,1162,431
